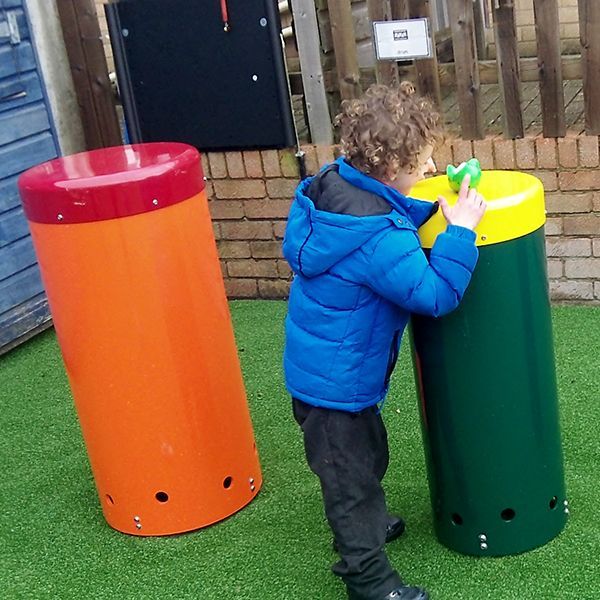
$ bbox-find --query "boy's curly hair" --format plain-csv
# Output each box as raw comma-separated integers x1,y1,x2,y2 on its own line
334,82,444,179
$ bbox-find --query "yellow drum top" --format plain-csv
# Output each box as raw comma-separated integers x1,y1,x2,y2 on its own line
410,171,546,248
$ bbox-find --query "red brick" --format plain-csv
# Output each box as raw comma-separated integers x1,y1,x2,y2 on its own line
595,282,600,299
578,135,600,168
550,280,594,301
244,199,291,219
301,145,319,176
564,258,600,279
545,217,563,235
225,152,245,178
533,171,558,191
209,200,244,220
208,153,227,178
535,138,557,169
558,137,578,168
220,221,273,240
199,154,210,179
546,239,592,257
547,259,563,278
594,193,600,212
316,145,335,167
250,241,284,259
217,241,251,259
277,260,292,278
204,180,215,200
452,140,473,165
280,150,300,178
224,278,258,298
273,221,287,239
472,139,494,170
558,171,600,191
212,222,222,240
545,193,593,214
594,239,600,256
243,151,263,178
219,260,228,278
493,139,515,169
214,180,266,199
258,279,291,299
563,214,600,235
262,150,281,177
433,143,453,173
266,178,298,198
227,259,279,278
515,138,536,169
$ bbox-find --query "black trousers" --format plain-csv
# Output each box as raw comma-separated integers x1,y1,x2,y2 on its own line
292,398,403,600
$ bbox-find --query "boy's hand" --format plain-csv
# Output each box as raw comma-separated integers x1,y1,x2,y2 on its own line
437,174,487,231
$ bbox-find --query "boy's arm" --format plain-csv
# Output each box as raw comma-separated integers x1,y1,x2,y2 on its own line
364,225,478,317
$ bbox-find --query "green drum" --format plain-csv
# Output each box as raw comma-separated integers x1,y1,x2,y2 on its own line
408,171,567,557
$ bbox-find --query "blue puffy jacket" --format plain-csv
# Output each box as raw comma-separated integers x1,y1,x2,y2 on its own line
283,157,478,412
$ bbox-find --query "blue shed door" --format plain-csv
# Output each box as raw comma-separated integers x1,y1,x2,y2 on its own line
0,0,60,352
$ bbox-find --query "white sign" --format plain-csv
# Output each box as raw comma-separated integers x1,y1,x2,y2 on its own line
372,18,432,61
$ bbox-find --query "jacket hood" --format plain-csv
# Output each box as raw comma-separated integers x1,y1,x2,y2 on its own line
283,158,437,278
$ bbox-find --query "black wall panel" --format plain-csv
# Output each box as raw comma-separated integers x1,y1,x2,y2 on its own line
107,0,296,151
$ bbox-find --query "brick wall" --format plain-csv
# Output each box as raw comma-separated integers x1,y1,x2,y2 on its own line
94,0,114,71
203,135,599,304
487,0,581,58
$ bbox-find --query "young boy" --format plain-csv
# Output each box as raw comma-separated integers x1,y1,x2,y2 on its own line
282,83,486,600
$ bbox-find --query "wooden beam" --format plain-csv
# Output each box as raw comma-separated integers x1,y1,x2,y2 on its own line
327,0,362,99
56,0,121,150
448,0,484,139
578,0,600,135
532,0,565,137
493,0,524,138
408,0,442,107
390,0,409,19
366,0,399,86
290,0,333,144
297,55,584,95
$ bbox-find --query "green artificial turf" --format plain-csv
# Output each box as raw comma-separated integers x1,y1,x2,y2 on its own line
0,302,599,599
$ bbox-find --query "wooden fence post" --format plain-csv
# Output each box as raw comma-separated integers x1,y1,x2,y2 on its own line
390,0,409,19
448,0,484,139
532,0,565,137
578,0,600,135
328,0,362,100
290,0,333,144
407,0,442,107
367,0,399,86
56,0,121,150
493,0,524,138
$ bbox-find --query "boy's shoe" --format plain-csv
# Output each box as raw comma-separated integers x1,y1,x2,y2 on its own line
383,585,429,600
333,515,406,553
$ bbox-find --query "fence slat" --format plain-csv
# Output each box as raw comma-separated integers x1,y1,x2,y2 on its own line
448,0,484,139
56,0,121,150
532,0,565,137
290,0,333,143
327,0,362,99
407,0,442,107
367,0,399,86
493,0,524,138
578,0,600,135
390,0,409,19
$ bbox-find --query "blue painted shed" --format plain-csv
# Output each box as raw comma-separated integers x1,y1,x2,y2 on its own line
0,0,76,352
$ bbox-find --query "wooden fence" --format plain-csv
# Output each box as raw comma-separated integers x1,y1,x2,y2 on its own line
291,0,600,141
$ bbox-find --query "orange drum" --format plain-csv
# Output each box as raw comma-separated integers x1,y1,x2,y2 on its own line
18,143,262,536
